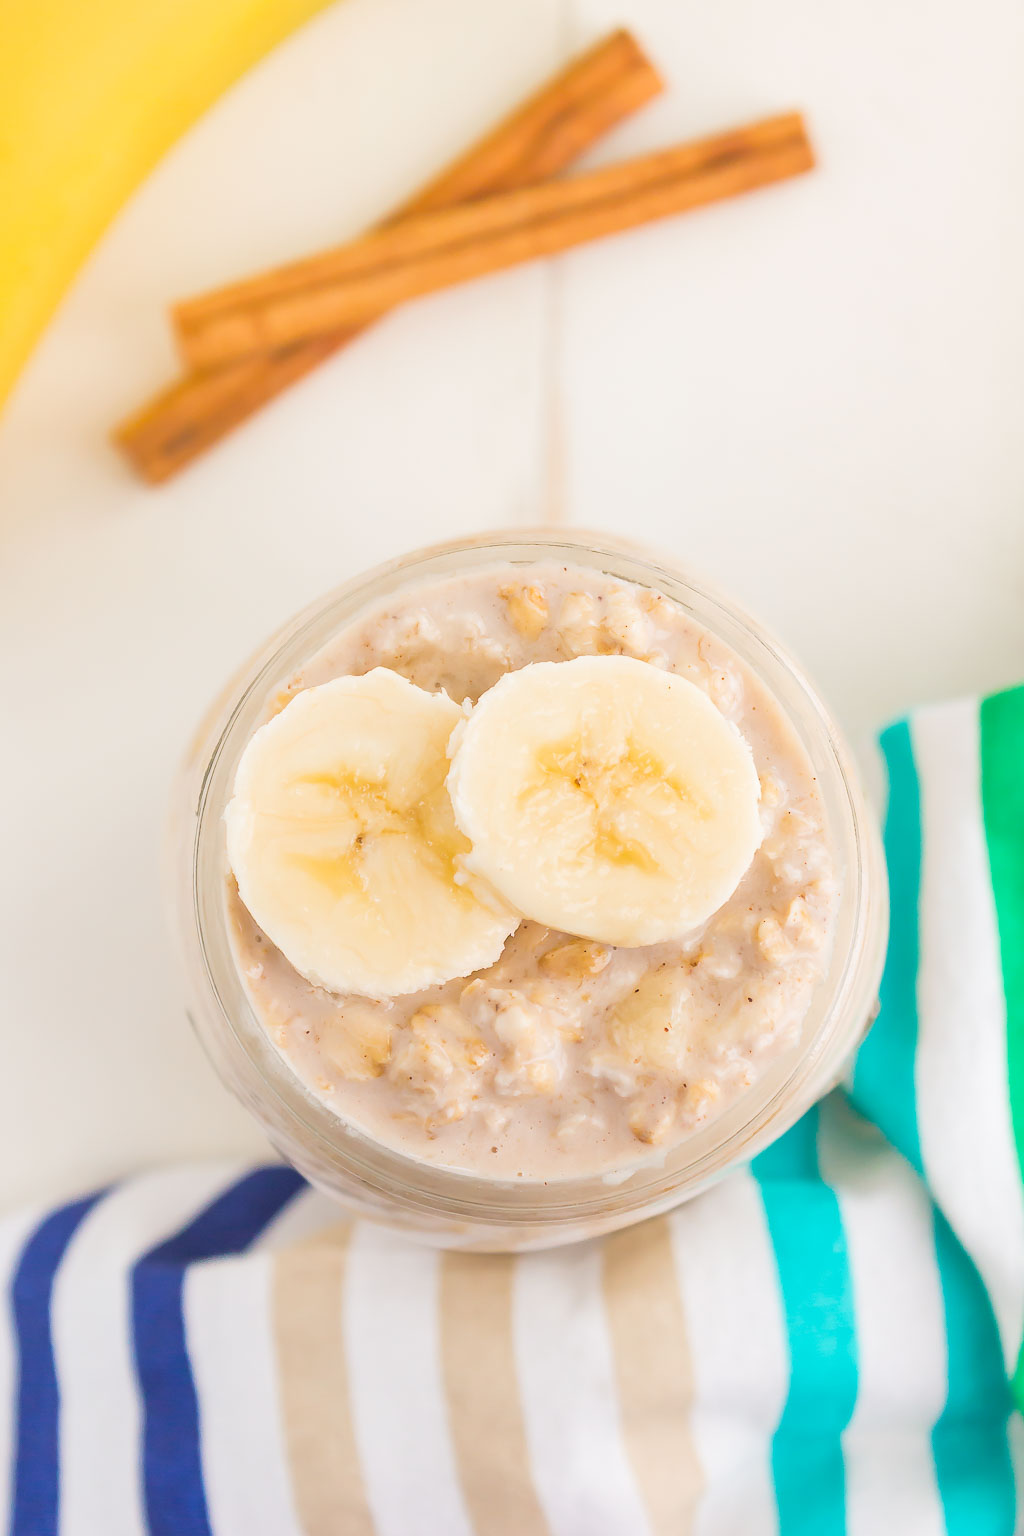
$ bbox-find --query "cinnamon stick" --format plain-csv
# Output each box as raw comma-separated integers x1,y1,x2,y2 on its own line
114,29,663,483
175,112,814,372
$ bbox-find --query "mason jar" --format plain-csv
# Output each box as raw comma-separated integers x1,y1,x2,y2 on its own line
169,530,888,1251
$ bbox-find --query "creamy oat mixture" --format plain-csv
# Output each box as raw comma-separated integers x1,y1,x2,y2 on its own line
227,563,837,1180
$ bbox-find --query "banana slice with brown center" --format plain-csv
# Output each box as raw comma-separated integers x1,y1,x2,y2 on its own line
447,655,762,946
226,669,519,999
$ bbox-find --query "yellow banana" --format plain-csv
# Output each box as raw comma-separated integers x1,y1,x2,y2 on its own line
0,0,333,411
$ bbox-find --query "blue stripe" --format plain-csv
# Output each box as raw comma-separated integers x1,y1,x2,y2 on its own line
10,1193,104,1536
132,1166,304,1536
931,1211,1016,1536
754,1104,859,1536
851,719,923,1170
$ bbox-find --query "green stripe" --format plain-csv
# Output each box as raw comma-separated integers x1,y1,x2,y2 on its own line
931,1209,1016,1534
851,720,923,1171
979,685,1024,1406
754,1104,859,1536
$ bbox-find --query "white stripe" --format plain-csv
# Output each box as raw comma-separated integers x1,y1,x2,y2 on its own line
913,700,1024,1367
185,1249,305,1536
52,1164,245,1536
343,1224,473,1536
667,1170,788,1536
0,1206,47,1523
819,1098,946,1536
513,1240,651,1536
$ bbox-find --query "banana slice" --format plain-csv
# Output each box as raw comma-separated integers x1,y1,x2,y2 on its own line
608,969,692,1077
448,655,762,946
226,670,519,1000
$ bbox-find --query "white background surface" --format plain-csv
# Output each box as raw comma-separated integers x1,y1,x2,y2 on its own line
2,0,1023,1207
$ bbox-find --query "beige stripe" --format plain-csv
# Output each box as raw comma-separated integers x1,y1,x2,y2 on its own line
272,1224,374,1536
602,1217,703,1536
440,1253,550,1536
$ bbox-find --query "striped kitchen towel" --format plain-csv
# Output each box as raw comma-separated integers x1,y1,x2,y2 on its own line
3,685,1023,1536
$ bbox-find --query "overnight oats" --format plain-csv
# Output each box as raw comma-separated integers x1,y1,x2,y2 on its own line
174,533,886,1245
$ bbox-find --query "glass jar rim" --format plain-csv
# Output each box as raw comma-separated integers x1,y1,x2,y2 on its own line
176,529,888,1229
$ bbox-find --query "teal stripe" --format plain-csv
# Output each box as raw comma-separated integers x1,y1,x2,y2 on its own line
979,685,1024,1183
979,685,1024,1409
931,1210,1016,1535
851,720,923,1171
754,1104,859,1536
753,1106,820,1180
